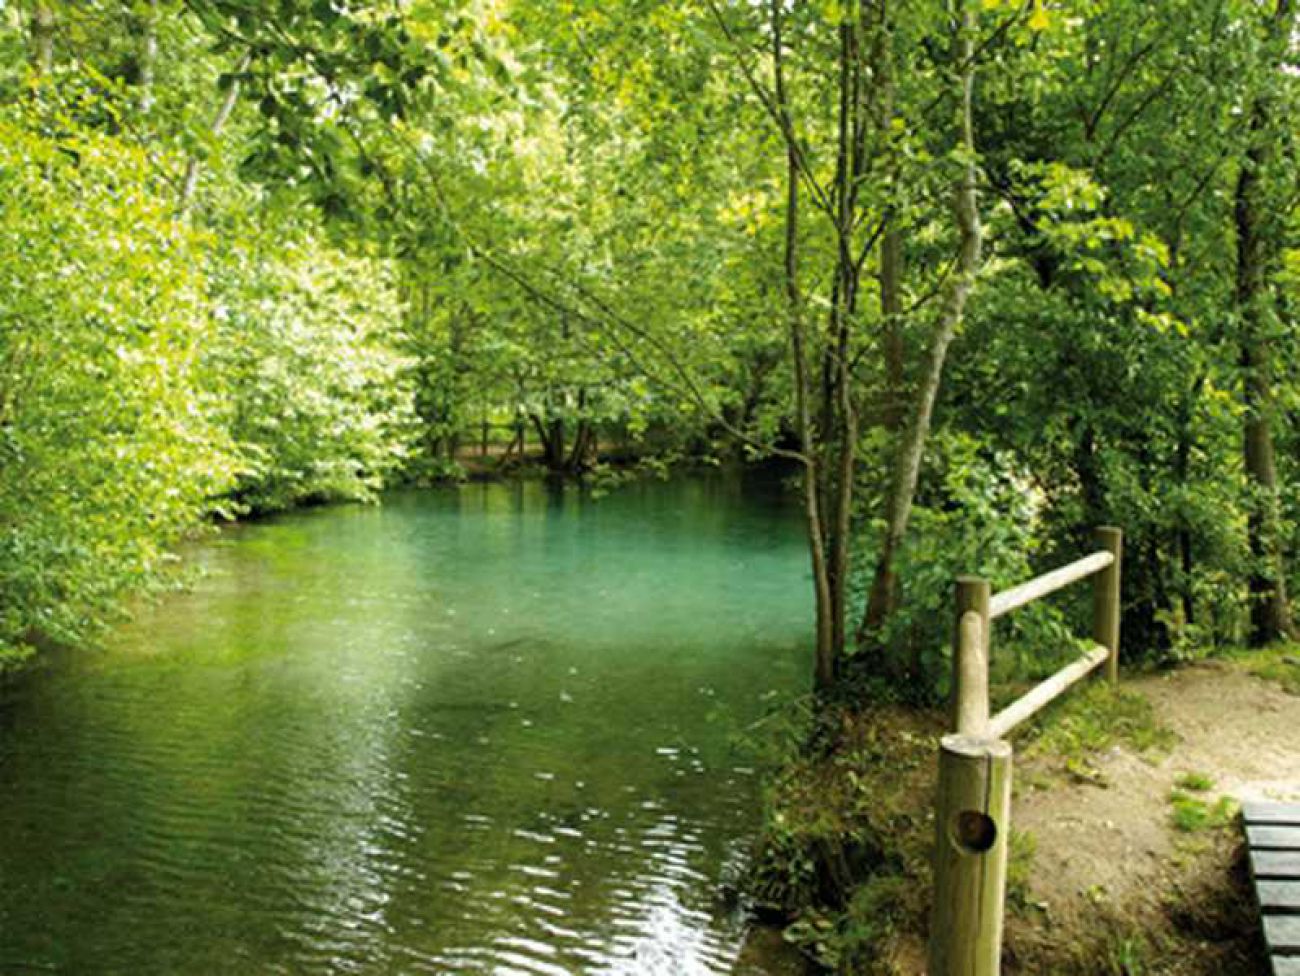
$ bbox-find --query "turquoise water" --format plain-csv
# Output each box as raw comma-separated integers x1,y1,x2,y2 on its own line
0,471,812,975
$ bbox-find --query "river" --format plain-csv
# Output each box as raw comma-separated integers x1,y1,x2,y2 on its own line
0,470,812,975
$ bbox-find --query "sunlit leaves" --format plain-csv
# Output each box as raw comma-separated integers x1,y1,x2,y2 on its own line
0,111,234,661
0,45,420,664
206,219,417,512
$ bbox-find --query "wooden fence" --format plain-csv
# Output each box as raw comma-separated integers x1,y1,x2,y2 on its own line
928,526,1123,975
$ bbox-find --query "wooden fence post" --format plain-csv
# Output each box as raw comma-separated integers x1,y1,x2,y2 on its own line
931,531,1122,973
953,576,991,736
1092,526,1123,684
928,734,1014,976
930,577,1007,974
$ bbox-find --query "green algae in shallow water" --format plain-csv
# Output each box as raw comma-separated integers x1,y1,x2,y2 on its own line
0,471,813,975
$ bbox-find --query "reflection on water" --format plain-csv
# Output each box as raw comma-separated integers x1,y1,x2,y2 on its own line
0,471,811,974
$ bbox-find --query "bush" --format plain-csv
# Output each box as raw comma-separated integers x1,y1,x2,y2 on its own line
747,702,942,973
853,432,1078,701
206,216,417,513
0,90,419,667
0,109,234,662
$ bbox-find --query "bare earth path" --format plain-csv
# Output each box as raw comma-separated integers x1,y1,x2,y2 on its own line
1006,661,1300,973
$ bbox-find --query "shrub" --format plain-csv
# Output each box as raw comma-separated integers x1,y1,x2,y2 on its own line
0,109,234,662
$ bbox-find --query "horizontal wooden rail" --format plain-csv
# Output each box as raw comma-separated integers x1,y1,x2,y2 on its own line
988,551,1114,619
930,526,1122,976
986,644,1110,739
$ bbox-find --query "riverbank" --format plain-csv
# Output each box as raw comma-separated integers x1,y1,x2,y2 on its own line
0,448,719,680
748,647,1300,974
443,441,713,485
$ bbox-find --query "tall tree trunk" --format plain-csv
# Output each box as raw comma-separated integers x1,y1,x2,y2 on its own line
875,4,905,434
1073,421,1104,522
497,416,525,468
569,422,592,470
531,409,566,472
772,0,836,690
546,417,565,470
566,389,592,471
31,3,54,76
1236,0,1294,645
442,310,466,464
822,13,864,665
880,225,904,429
859,4,983,643
1175,380,1201,628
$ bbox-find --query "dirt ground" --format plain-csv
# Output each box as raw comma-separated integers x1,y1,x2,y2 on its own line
750,657,1299,975
1004,660,1300,974
1017,662,1300,903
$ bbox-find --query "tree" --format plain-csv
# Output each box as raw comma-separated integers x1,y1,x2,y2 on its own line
1234,0,1296,644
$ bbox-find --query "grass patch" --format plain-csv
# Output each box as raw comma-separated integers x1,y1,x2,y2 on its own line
1168,769,1235,835
1169,788,1237,833
746,701,943,973
1173,770,1214,792
1020,682,1176,776
1224,642,1300,694
1006,828,1041,914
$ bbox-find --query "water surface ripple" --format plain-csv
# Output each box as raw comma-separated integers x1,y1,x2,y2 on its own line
0,472,810,975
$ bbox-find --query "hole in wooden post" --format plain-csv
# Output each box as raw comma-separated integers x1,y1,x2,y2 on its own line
951,809,997,853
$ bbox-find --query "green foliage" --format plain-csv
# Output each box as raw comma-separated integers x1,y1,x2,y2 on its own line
4,3,1298,972
0,107,234,662
1005,829,1039,914
1103,935,1152,976
16,0,1296,695
1173,771,1215,793
746,702,940,972
206,220,416,513
855,432,1077,698
0,51,417,664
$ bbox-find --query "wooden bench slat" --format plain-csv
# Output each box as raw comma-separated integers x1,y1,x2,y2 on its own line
1259,881,1300,912
1244,802,1300,974
1254,850,1300,879
1251,826,1300,850
1265,914,1300,952
1245,802,1300,826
